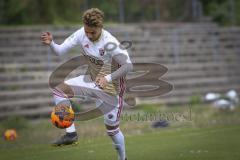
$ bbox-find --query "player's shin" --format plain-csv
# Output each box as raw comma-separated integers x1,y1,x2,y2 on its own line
107,128,126,160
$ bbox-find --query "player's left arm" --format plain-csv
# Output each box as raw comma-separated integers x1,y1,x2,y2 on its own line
106,53,133,82
96,53,133,89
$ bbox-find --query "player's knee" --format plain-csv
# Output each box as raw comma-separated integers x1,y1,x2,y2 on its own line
104,112,119,125
53,95,66,105
53,94,71,106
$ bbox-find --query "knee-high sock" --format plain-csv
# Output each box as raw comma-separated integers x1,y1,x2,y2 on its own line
108,129,126,160
53,95,76,133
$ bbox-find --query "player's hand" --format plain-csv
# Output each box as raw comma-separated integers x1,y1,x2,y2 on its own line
41,32,53,45
96,77,108,89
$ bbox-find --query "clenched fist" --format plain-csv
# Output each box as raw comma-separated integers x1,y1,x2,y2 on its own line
41,32,53,45
96,76,108,89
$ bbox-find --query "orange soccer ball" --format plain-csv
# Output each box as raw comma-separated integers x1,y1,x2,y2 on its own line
51,104,75,129
4,129,17,141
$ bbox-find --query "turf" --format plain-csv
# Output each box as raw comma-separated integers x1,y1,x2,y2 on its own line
1,104,240,160
0,125,240,160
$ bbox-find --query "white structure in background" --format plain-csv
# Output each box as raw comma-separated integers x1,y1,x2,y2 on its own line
205,90,239,111
205,92,221,102
226,90,239,104
213,99,234,111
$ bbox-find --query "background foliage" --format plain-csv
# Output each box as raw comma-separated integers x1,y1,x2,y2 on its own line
0,0,239,26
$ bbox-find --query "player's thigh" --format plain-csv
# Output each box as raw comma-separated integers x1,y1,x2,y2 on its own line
65,75,93,87
104,96,123,127
66,75,118,107
65,75,101,97
52,75,94,98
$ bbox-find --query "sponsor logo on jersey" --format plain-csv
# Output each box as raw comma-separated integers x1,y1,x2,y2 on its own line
84,54,104,65
99,48,105,56
84,44,89,48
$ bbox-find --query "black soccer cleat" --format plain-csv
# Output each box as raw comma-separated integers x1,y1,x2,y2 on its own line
52,132,78,146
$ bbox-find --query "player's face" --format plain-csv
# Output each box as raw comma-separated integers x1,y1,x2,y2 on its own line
84,25,102,42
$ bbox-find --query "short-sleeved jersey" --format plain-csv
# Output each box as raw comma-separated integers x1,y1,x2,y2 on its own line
61,27,131,96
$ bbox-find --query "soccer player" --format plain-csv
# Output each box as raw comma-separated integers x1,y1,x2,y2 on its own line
41,8,132,160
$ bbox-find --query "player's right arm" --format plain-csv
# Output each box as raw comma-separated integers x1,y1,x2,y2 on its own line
41,30,81,56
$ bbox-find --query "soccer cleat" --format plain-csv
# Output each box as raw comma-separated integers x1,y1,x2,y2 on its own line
52,132,78,146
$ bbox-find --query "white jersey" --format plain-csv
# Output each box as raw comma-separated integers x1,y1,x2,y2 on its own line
50,27,132,96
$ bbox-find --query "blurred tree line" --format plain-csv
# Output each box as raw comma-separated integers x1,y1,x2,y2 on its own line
0,0,239,25
200,0,240,26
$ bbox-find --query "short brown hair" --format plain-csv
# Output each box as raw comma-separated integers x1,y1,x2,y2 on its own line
82,8,104,28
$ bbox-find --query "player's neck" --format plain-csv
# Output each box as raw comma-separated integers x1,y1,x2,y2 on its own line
92,29,103,43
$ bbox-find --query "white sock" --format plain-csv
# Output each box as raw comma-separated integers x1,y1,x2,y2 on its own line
66,123,76,133
109,129,126,160
53,95,76,133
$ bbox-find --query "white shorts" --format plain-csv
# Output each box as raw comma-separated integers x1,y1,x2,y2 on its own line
53,75,124,126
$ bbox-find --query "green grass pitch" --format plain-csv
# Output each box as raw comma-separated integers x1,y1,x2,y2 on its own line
1,104,240,160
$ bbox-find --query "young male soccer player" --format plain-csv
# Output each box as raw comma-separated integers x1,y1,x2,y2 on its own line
41,8,132,160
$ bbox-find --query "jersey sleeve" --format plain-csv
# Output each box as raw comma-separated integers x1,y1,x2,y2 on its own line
104,36,133,82
50,28,83,56
109,37,132,64
105,54,133,82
